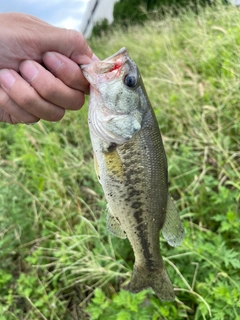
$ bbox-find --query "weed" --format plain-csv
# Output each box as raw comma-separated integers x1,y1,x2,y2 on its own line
0,2,239,319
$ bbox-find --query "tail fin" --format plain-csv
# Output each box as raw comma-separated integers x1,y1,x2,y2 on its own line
128,265,175,301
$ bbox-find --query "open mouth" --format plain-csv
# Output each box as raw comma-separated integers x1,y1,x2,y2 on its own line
98,60,123,80
81,47,129,86
108,62,122,73
100,47,128,75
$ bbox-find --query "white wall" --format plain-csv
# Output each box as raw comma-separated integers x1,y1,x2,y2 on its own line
81,0,119,38
231,0,240,5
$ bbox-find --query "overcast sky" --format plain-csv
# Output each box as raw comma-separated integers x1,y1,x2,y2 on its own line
0,0,90,30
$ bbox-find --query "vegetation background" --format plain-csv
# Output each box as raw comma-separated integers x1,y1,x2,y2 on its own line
0,1,239,319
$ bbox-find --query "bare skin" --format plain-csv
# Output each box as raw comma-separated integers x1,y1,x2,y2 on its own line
0,12,96,124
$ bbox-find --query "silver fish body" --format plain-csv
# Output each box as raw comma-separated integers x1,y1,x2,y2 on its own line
81,48,185,301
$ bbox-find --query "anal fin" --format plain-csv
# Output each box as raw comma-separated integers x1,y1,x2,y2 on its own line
162,194,185,247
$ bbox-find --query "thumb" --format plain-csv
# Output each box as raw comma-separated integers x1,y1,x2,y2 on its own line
23,13,94,64
43,28,94,65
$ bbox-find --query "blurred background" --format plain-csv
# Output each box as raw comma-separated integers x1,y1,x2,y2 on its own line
0,1,240,319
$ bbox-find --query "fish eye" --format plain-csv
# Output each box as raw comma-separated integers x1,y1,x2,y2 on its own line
124,74,137,88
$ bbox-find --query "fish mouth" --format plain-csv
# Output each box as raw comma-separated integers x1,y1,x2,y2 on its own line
98,47,129,74
81,47,130,118
81,47,129,84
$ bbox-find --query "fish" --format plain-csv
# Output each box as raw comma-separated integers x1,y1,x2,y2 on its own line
81,48,185,301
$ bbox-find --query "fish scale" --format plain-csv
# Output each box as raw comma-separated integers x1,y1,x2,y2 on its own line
116,109,167,269
81,48,185,301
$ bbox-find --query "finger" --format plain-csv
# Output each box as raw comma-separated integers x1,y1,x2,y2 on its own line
42,51,90,93
0,87,39,124
19,60,85,110
0,69,65,121
38,27,93,65
51,29,93,65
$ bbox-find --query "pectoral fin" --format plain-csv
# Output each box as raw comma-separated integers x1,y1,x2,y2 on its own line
106,205,127,239
162,195,185,247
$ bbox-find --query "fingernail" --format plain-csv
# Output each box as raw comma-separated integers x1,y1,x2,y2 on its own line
91,53,99,62
20,61,39,82
0,70,16,89
44,52,63,71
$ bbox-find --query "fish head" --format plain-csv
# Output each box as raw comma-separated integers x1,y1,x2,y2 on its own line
81,48,148,144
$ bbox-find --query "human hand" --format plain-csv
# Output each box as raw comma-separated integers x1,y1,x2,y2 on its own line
0,13,95,124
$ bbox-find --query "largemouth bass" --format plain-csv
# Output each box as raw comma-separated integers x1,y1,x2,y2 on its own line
81,48,185,301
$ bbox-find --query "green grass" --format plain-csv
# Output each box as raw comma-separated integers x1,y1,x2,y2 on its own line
0,3,240,319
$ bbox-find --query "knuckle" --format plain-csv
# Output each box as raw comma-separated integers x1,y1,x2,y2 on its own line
18,87,37,110
49,107,65,122
65,91,85,110
74,93,85,110
65,67,80,85
23,116,40,124
68,29,85,43
67,30,92,63
40,78,59,99
0,87,10,106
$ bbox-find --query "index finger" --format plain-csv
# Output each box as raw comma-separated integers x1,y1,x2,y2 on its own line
42,51,90,93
